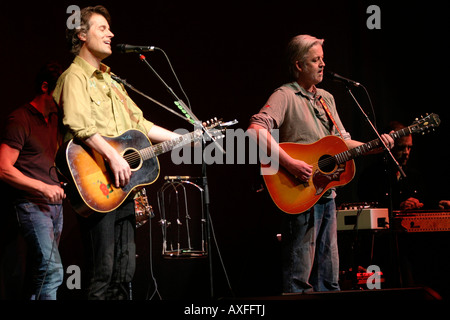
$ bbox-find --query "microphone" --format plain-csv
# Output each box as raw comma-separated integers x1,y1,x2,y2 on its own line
164,176,192,181
325,71,360,87
115,44,158,53
164,176,201,181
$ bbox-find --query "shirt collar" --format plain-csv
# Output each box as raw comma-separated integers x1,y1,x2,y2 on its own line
288,81,317,100
25,103,41,116
25,103,58,122
74,55,111,78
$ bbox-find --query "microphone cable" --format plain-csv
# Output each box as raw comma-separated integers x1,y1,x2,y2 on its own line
155,47,192,111
34,166,66,299
35,203,63,300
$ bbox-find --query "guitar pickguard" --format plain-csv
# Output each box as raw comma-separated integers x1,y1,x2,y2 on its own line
312,163,346,195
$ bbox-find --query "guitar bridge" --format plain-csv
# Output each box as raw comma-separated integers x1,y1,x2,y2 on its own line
312,164,346,195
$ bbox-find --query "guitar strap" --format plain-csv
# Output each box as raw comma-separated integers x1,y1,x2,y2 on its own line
318,96,343,138
110,79,140,125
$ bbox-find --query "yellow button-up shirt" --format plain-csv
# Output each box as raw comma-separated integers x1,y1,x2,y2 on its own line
53,56,153,142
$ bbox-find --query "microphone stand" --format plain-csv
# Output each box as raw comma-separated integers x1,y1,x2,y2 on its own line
346,84,404,288
138,53,224,299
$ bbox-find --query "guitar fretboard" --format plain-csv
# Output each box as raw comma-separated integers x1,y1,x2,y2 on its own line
334,126,415,164
140,130,203,161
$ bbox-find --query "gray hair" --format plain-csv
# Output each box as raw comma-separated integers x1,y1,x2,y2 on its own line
286,34,324,80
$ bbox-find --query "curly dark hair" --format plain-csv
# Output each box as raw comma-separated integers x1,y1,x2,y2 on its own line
66,5,112,55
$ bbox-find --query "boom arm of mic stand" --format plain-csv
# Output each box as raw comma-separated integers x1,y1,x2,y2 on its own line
346,86,406,179
175,100,226,155
111,74,191,124
138,54,225,155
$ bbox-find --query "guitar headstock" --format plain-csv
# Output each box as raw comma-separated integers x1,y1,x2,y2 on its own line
201,117,238,140
410,113,441,135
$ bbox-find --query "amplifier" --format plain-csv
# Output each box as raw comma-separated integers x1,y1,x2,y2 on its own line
337,208,389,231
393,210,450,232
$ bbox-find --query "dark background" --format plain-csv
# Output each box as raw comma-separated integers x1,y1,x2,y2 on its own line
1,0,449,300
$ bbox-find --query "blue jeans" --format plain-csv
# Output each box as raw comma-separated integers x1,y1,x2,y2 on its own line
281,198,340,292
15,202,64,300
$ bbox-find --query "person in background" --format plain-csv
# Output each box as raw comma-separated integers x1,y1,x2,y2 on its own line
358,121,433,211
0,62,65,300
439,200,450,209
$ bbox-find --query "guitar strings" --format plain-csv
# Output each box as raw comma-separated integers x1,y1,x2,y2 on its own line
308,154,340,172
120,132,195,166
123,151,143,167
302,148,353,177
122,145,342,171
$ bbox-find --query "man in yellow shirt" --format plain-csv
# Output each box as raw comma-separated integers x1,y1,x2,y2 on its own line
53,5,179,299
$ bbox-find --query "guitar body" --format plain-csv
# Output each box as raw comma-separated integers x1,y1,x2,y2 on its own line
261,113,441,214
262,135,355,214
56,129,159,216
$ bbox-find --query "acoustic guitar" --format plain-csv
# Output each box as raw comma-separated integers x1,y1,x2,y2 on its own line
56,120,227,216
261,113,440,214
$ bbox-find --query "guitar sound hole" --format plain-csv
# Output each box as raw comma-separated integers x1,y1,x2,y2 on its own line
123,149,142,170
318,154,337,173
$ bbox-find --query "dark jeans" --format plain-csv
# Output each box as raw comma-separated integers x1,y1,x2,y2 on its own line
79,200,136,300
281,198,340,293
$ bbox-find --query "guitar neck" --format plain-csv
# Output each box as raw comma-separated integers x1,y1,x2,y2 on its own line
141,130,202,160
335,126,413,164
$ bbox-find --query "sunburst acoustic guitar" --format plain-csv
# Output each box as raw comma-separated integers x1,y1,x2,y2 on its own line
261,113,441,214
56,119,230,216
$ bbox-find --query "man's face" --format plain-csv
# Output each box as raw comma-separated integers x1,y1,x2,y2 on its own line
298,44,325,86
82,13,114,60
393,135,413,166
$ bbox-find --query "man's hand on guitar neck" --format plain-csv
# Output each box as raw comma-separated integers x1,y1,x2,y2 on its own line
344,132,395,154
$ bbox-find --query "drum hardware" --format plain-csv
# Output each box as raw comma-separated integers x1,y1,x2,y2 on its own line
157,176,207,258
